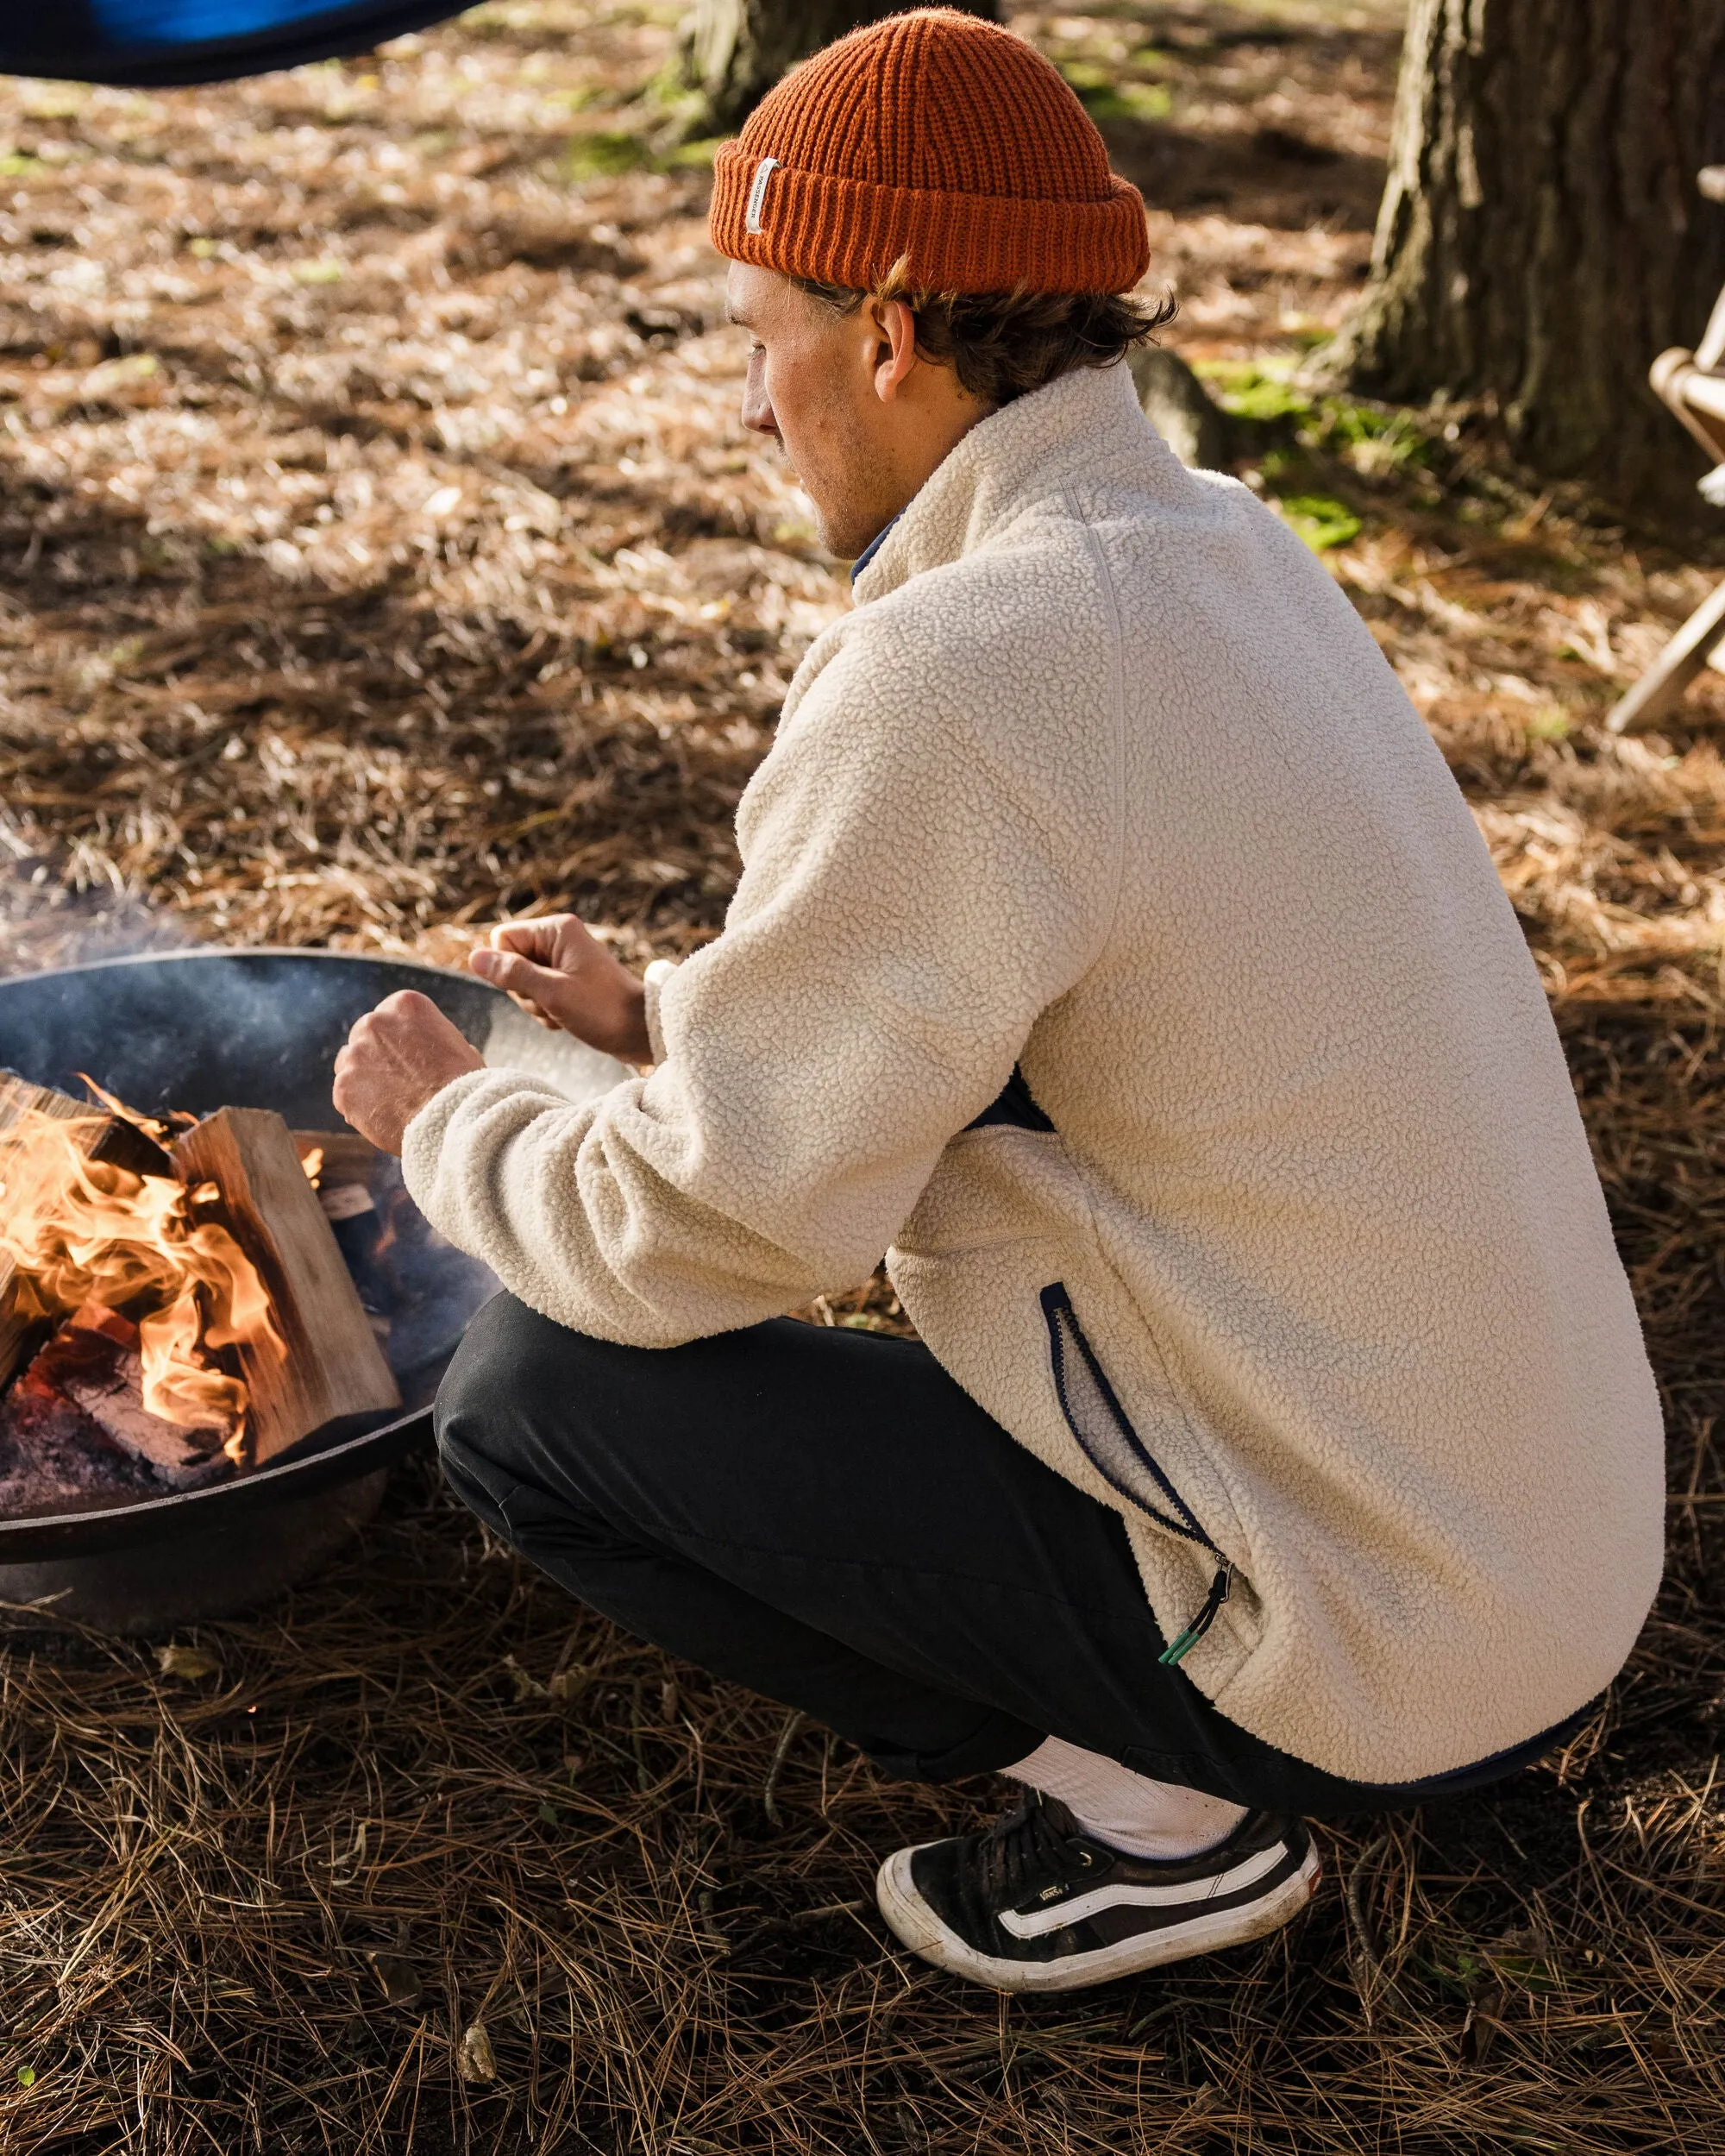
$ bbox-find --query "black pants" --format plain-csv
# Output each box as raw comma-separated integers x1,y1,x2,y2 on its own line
435,1296,1584,1819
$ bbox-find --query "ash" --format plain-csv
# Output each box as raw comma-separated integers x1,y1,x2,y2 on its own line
0,1358,187,1520
45,1318,229,1485
0,1311,234,1519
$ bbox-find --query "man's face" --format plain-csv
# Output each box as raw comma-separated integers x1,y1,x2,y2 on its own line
727,261,901,560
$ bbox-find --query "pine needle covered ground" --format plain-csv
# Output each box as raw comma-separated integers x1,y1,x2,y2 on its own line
3,4,1725,2150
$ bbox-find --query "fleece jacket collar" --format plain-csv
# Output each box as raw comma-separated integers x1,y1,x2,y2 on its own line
848,514,899,584
850,358,1149,606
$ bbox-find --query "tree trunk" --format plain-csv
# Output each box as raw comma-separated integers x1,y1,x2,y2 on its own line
1320,0,1725,529
681,0,999,138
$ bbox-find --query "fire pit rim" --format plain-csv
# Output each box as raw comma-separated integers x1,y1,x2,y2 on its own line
0,1408,432,1562
8,945,474,975
0,942,492,997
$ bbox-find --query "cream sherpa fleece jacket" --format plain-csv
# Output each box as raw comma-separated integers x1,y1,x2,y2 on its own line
405,359,1665,1784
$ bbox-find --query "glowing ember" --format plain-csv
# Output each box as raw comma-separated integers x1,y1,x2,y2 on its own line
0,1103,285,1452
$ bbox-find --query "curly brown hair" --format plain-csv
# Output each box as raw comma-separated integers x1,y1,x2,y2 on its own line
792,260,1175,409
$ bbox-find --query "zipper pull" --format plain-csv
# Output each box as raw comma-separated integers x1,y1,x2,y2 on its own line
1158,1562,1233,1668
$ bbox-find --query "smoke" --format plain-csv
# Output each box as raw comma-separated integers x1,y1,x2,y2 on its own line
0,864,191,983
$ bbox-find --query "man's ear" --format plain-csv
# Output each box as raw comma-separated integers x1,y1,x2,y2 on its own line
869,297,919,404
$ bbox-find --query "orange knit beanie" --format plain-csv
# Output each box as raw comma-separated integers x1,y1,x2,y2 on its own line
708,10,1150,296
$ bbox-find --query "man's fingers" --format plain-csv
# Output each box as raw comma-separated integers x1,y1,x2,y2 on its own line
473,948,569,1005
375,988,442,1022
346,990,455,1045
487,920,545,955
487,916,569,961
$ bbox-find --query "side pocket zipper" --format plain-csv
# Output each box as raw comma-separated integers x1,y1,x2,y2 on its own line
1158,1560,1234,1667
1039,1280,1233,1668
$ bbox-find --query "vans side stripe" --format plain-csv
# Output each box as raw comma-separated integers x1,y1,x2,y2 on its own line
997,1842,1289,1939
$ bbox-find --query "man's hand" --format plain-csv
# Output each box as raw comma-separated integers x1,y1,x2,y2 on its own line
467,914,651,1064
333,990,486,1154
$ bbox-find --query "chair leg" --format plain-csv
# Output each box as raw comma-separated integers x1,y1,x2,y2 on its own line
1608,576,1725,733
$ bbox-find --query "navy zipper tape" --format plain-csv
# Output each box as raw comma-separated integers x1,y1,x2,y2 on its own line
1038,1281,1221,1555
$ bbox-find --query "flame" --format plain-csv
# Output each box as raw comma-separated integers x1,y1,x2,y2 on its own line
0,1106,285,1444
74,1072,185,1143
300,1147,324,1189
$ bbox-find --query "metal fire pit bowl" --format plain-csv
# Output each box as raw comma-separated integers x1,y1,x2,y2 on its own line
0,948,626,1632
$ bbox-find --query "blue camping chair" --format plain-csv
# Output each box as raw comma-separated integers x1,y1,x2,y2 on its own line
0,0,466,87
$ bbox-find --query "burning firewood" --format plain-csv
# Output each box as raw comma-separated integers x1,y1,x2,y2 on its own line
34,1304,229,1487
0,1070,174,1178
293,1129,381,1195
172,1109,400,1464
0,1301,230,1522
294,1129,392,1324
0,1302,229,1515
1,1080,273,1451
1,1079,405,1520
0,1072,177,1387
0,1351,164,1518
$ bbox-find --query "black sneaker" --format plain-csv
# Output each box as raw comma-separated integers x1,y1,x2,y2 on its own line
875,1790,1319,1993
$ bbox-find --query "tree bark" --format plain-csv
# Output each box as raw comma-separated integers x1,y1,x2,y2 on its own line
1320,0,1725,528
681,0,999,138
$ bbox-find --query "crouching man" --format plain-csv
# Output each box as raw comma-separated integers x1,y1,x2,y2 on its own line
333,9,1664,1994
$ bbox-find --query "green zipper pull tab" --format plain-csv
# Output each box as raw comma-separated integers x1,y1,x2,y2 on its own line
1158,1562,1233,1667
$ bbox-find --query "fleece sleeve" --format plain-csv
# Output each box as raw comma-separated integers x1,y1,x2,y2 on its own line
400,603,1120,1346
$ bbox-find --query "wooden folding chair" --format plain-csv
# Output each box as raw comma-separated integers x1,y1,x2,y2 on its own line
1609,166,1725,733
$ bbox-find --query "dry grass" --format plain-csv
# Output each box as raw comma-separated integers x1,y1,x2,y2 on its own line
3,3,1725,2150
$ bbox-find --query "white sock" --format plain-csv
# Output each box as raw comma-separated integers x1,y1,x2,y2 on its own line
1005,1735,1249,1861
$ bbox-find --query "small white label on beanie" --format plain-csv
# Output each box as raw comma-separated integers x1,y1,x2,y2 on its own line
744,156,781,235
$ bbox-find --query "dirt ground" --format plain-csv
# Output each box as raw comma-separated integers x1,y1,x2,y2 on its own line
3,3,1725,2150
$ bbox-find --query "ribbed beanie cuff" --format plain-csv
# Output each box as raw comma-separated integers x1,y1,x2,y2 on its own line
708,9,1150,297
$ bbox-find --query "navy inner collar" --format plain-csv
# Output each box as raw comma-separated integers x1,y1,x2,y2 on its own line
849,513,900,585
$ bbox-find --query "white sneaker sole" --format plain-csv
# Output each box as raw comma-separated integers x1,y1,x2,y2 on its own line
875,1838,1320,1994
